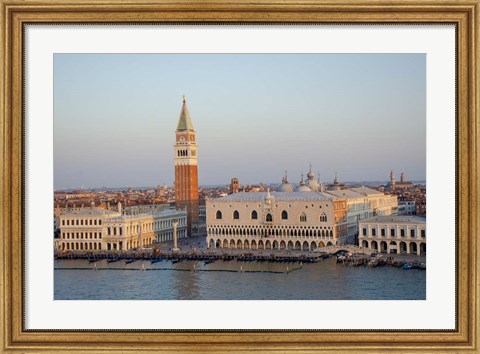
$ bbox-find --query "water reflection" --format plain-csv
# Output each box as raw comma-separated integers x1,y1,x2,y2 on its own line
54,258,426,300
173,266,202,300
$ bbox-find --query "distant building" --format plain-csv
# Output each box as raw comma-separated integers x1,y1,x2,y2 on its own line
327,172,347,191
56,204,187,252
398,199,416,215
230,178,240,194
358,215,426,255
324,186,398,244
386,170,414,191
349,186,398,216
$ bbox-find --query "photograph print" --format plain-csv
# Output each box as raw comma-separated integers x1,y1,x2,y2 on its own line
53,53,426,300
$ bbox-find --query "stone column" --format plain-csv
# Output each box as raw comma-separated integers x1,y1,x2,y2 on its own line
172,221,179,251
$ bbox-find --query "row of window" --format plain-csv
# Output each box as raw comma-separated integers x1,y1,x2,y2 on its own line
62,218,102,226
60,242,102,251
106,219,185,236
62,232,102,240
177,149,196,157
216,210,328,223
362,227,426,238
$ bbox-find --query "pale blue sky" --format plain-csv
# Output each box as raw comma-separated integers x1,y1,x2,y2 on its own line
54,54,426,189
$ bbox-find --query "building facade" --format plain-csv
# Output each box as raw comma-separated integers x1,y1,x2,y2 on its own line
324,186,398,244
206,190,347,251
56,206,187,252
358,215,426,255
174,96,200,237
398,199,416,215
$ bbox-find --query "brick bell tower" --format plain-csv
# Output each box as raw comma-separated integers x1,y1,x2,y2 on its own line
174,95,199,237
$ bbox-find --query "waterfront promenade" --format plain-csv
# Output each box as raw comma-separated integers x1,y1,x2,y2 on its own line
55,236,426,270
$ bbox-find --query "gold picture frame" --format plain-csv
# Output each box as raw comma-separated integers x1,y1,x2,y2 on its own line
1,0,478,352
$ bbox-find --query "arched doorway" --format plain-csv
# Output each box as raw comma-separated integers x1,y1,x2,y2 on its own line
302,241,309,251
409,242,417,255
273,240,279,250
258,240,265,249
420,243,426,255
380,241,388,253
389,241,397,254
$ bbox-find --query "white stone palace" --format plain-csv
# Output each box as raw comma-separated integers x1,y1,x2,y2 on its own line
56,204,187,252
206,189,348,251
358,215,426,255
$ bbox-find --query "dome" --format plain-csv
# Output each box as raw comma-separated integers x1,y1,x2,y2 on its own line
297,175,311,192
306,178,319,192
297,185,312,192
279,171,294,192
307,170,315,180
279,182,294,192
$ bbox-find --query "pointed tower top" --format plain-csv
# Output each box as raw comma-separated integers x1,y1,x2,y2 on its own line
334,172,339,185
300,173,305,186
176,96,195,131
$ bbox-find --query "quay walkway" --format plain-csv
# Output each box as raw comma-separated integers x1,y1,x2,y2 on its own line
55,238,426,270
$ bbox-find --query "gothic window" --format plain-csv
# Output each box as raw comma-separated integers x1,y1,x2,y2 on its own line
300,213,307,222
233,210,239,219
320,213,327,222
251,210,258,219
281,210,288,220
266,213,273,222
216,210,222,219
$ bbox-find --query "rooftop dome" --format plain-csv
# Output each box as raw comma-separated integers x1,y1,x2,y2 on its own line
297,185,312,192
306,178,319,192
279,182,294,192
279,171,294,192
297,174,312,192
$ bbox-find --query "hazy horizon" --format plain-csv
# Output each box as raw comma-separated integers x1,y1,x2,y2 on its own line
54,54,426,189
